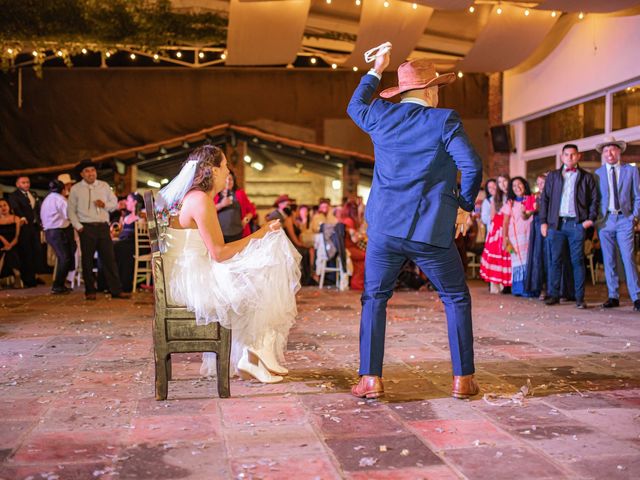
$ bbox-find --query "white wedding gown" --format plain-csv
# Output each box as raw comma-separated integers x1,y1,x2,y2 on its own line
162,227,301,375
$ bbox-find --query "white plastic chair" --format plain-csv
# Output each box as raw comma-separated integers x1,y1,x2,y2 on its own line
314,232,347,290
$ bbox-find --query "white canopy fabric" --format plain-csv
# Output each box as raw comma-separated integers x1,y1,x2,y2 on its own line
409,0,473,9
342,1,434,71
457,4,558,73
225,0,311,66
536,0,640,13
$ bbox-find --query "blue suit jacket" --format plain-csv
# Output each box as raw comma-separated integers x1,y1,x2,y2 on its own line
347,74,482,248
595,163,640,220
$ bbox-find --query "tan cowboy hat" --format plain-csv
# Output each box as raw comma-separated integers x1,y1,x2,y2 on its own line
380,58,456,99
57,173,75,184
595,135,627,153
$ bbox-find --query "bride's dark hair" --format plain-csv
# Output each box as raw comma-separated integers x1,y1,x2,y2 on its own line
187,144,225,193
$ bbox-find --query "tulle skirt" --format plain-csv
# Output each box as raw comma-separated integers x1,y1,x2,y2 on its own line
162,228,301,374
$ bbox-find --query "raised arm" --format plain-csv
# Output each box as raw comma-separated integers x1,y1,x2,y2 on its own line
346,47,389,134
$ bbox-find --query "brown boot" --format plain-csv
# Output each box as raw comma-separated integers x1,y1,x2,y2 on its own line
351,375,384,399
452,374,479,399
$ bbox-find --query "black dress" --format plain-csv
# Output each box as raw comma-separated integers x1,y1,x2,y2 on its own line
114,221,136,292
0,222,21,278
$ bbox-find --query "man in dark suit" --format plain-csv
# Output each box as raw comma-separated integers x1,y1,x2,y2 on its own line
539,144,598,309
594,136,640,311
347,49,482,400
8,175,43,287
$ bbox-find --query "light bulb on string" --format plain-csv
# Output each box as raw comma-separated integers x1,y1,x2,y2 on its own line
469,6,475,13
352,66,358,72
496,7,502,15
32,50,38,57
198,51,204,59
331,63,337,69
81,48,87,54
524,9,530,16
221,52,227,60
551,11,557,17
578,12,584,19
383,1,389,7
153,53,159,61
355,0,361,5
326,0,331,4
457,71,464,78
310,57,317,65
130,53,136,60
7,48,13,54
412,3,417,9
57,50,63,57
105,51,111,58
176,51,182,58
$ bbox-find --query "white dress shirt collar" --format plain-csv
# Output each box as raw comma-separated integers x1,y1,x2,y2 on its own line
400,97,431,108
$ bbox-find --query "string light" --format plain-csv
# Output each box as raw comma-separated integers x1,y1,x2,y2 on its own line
176,51,182,58
331,63,337,69
220,52,227,60
243,155,251,163
251,162,264,171
198,51,204,59
57,50,63,57
81,48,87,54
469,6,475,13
326,0,331,3
153,53,159,60
130,53,136,60
524,9,530,16
310,57,317,65
551,11,557,17
352,66,358,72
355,0,361,5
412,3,417,9
105,51,111,58
457,71,464,78
496,7,502,15
578,12,584,19
32,50,38,56
383,1,389,7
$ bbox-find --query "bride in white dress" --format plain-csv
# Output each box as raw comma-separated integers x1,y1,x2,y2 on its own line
155,145,301,383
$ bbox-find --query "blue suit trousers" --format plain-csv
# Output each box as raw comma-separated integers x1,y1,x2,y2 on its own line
599,214,640,301
359,232,475,377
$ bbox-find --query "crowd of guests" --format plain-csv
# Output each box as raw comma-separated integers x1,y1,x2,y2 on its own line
0,160,145,299
3,135,638,309
478,137,640,311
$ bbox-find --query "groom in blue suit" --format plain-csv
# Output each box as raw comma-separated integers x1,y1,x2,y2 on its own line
348,50,483,399
594,136,640,311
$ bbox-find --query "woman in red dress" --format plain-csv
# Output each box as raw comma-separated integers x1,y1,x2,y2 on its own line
480,174,512,293
339,201,366,291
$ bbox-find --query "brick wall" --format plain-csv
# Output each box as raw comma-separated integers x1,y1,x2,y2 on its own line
487,72,510,178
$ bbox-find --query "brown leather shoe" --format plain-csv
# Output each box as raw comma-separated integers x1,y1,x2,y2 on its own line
111,292,132,299
351,375,384,399
452,374,479,399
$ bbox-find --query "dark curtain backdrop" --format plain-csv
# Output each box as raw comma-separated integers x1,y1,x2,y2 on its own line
0,68,487,170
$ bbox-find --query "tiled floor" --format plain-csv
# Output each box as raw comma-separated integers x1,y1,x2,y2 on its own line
0,280,639,479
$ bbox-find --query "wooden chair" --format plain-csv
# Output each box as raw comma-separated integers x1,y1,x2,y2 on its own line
143,191,231,400
132,220,153,290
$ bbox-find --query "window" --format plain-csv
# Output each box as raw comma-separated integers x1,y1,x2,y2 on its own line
525,96,605,150
525,156,555,192
612,84,640,130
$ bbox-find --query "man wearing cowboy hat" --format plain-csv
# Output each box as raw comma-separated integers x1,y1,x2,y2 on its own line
347,50,482,399
57,173,76,198
67,159,130,300
594,136,640,312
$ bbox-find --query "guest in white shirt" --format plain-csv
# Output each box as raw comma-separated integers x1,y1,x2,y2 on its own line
41,179,75,294
67,159,130,300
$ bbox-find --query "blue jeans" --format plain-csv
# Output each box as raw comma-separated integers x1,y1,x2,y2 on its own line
359,232,474,377
547,218,586,300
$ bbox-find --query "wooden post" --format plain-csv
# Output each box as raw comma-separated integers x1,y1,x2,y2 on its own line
225,140,246,190
114,164,137,195
342,158,359,201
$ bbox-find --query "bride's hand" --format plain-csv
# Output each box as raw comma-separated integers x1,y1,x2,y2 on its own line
256,220,281,238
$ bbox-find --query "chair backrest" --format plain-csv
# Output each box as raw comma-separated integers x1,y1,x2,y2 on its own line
143,191,161,254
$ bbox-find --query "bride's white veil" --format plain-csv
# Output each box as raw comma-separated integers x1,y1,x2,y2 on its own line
155,159,198,222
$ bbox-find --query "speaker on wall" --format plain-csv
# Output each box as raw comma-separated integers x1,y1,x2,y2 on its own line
490,125,512,153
